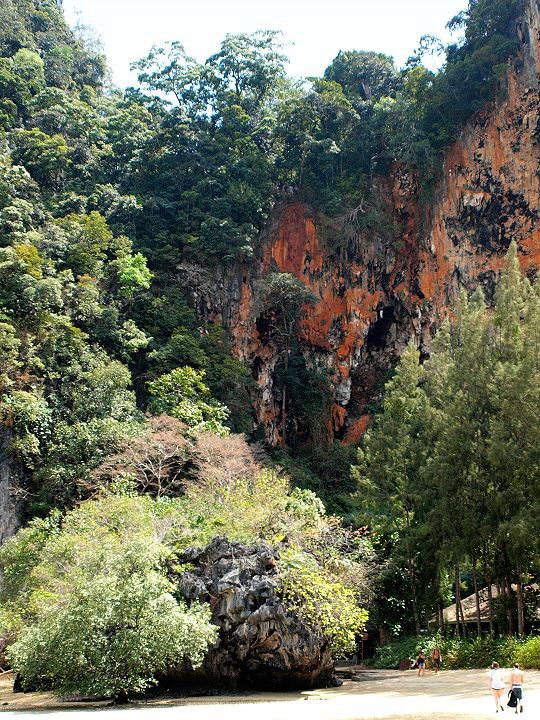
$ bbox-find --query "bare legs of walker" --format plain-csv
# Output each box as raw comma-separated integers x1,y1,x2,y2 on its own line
493,688,504,712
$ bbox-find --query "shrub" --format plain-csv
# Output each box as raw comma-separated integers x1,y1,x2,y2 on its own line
2,497,217,699
7,561,215,699
371,634,525,670
278,548,368,656
443,635,521,669
371,635,427,669
516,636,540,669
177,468,326,548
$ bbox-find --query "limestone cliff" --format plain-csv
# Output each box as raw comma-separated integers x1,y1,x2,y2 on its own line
182,0,540,447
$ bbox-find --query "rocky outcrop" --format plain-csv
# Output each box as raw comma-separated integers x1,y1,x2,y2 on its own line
166,537,335,691
0,431,21,546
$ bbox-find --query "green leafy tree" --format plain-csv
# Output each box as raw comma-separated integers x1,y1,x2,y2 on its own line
12,128,69,189
487,243,540,636
324,50,401,102
279,548,368,655
354,344,427,634
112,251,152,299
0,49,45,125
148,366,230,436
3,496,217,700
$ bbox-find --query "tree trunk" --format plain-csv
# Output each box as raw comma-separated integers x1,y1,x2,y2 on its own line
408,557,421,635
455,566,461,638
281,352,288,446
438,600,445,637
455,565,467,637
459,590,468,637
472,555,482,637
404,510,420,636
487,575,495,636
505,577,514,635
516,579,525,638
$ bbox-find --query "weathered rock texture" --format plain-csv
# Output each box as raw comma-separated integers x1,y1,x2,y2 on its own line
0,431,21,545
180,0,540,447
167,537,334,690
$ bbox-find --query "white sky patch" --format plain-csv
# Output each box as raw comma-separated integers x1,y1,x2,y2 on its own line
63,0,466,90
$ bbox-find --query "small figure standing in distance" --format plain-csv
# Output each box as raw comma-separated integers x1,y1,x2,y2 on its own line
489,661,506,713
416,649,427,677
510,663,525,714
431,647,442,674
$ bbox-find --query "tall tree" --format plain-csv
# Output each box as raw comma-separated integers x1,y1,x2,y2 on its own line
354,343,428,634
260,273,317,445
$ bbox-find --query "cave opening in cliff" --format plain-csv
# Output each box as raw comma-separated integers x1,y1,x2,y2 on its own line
252,356,263,380
255,313,272,345
365,306,395,350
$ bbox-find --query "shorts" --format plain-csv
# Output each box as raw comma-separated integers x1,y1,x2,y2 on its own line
433,659,440,669
512,687,523,700
417,661,425,668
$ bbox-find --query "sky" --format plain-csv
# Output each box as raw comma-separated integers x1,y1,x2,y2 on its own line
63,0,467,89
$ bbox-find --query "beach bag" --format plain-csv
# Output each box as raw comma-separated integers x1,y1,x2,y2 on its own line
507,690,518,708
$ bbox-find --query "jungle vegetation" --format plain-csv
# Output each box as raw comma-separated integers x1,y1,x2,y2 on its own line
0,0,538,692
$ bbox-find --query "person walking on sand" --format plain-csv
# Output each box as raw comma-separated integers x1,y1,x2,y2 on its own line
416,650,427,677
489,661,506,713
510,663,525,714
431,647,442,674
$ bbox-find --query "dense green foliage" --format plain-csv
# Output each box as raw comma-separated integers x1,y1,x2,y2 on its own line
147,367,230,436
1,495,217,698
269,442,358,518
0,1,258,516
419,0,524,148
517,635,540,669
370,633,535,669
353,244,540,637
279,547,368,654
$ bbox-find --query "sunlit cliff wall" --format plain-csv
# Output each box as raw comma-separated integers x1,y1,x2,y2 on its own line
184,0,540,446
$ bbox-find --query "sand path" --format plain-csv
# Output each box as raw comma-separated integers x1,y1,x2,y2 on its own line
1,668,538,719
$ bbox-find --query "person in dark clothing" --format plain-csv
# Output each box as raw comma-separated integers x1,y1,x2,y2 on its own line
416,650,426,677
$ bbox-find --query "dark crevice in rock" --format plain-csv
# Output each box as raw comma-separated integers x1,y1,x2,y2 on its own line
365,307,395,351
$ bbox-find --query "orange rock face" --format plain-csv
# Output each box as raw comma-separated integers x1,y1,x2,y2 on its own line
223,2,540,446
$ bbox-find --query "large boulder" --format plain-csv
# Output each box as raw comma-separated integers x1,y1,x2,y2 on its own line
166,536,335,691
